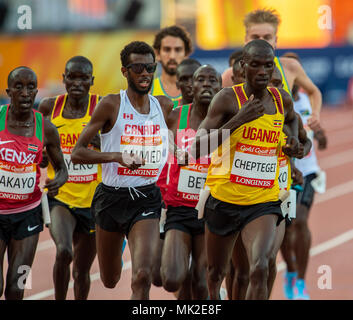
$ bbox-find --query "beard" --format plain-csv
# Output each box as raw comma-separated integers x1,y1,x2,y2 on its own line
161,60,178,76
128,76,153,95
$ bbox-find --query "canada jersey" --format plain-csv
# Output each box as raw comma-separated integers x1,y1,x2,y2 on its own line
100,89,168,188
0,104,43,214
206,84,285,205
46,94,101,208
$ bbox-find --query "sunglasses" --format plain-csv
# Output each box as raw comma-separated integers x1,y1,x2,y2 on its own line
126,63,157,74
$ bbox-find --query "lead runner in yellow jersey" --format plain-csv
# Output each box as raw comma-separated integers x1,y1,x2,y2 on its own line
38,56,99,300
191,40,302,300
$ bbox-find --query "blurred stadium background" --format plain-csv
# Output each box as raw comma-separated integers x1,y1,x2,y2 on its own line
0,0,353,107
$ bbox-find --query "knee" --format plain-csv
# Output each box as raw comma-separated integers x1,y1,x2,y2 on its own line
161,266,184,292
72,268,90,283
131,268,152,289
293,218,309,232
234,271,249,287
207,264,227,284
100,272,121,289
56,245,73,266
249,258,269,284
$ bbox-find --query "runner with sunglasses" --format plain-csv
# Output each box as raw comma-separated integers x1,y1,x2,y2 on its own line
71,41,174,299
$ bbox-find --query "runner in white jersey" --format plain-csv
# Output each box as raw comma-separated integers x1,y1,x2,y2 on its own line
281,84,327,300
71,41,174,300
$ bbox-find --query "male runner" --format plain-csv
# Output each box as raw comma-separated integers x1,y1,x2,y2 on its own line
280,52,327,300
151,25,193,104
0,67,67,299
38,56,100,300
222,8,322,129
191,39,301,300
151,25,193,287
71,41,173,300
161,65,222,299
176,58,202,106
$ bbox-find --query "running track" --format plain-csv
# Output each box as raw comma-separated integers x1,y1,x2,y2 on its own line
2,105,353,300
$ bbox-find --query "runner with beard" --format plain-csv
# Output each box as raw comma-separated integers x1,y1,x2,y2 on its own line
161,65,222,299
71,41,173,299
151,25,193,107
0,67,67,300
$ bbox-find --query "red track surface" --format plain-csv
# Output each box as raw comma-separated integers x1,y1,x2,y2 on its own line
2,105,352,300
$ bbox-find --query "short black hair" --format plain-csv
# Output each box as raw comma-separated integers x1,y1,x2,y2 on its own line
243,39,274,61
120,41,155,67
65,56,93,73
7,66,36,87
229,49,243,67
153,25,192,56
177,58,201,70
193,64,222,83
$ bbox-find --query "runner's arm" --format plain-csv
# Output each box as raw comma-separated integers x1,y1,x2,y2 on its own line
281,57,322,128
297,114,312,158
43,119,68,197
71,95,144,169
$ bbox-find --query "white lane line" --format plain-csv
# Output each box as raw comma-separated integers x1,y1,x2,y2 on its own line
277,228,353,272
314,178,353,205
24,261,132,300
319,149,353,170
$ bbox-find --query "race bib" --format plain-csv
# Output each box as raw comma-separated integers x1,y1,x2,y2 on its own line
278,158,289,190
63,151,98,183
230,142,278,188
281,189,297,219
177,163,208,201
0,160,36,200
118,135,163,177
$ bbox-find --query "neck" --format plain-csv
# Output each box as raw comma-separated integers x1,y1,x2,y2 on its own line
67,94,89,110
191,100,209,119
181,97,193,105
243,83,267,100
126,87,149,108
9,104,32,122
160,72,177,86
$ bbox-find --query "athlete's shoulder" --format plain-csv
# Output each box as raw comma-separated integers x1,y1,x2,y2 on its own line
277,88,292,105
279,56,301,73
38,96,57,117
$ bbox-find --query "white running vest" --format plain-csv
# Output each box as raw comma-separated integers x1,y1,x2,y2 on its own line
101,90,169,187
293,92,320,177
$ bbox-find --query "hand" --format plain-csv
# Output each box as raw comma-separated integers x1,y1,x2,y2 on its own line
307,113,320,131
314,128,327,150
291,165,304,186
118,152,145,171
282,136,300,157
44,177,62,197
235,94,265,126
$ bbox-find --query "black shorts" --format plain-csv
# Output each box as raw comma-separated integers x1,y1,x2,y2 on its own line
0,204,43,244
91,183,161,238
48,197,95,234
297,173,317,209
204,195,284,236
164,206,205,237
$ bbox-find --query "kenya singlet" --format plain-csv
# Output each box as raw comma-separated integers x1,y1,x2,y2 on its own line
164,104,210,208
47,94,101,208
0,105,44,214
206,84,285,205
101,90,168,188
